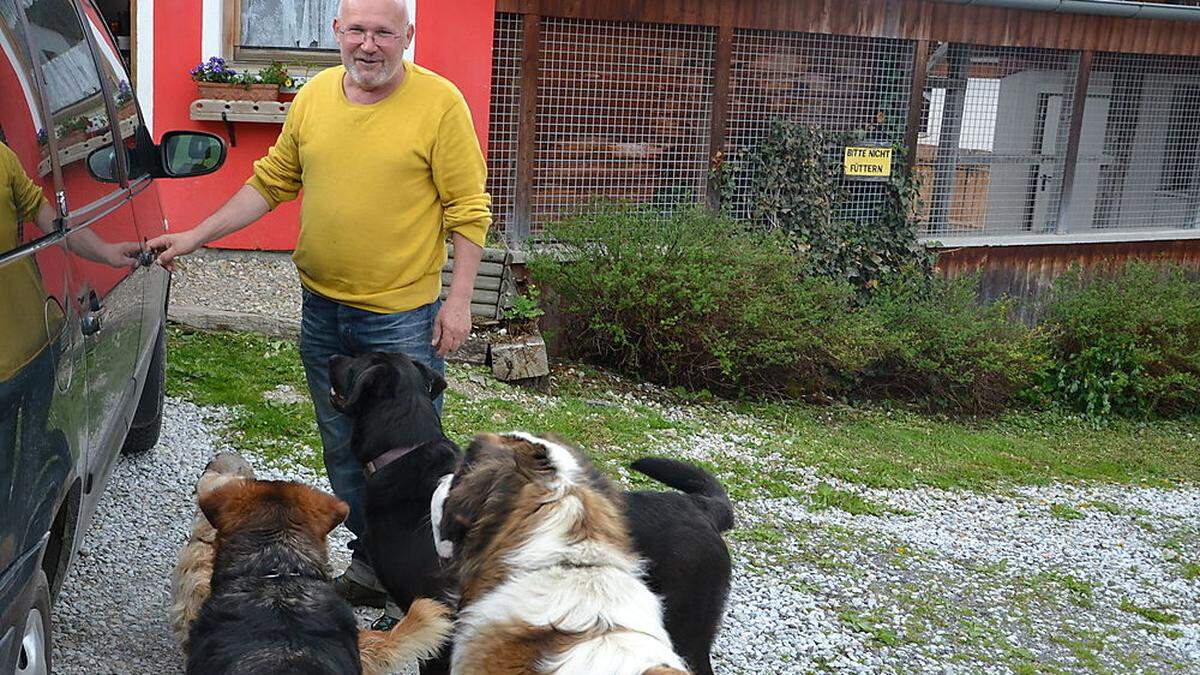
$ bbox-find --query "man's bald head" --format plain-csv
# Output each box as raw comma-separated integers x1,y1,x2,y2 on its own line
338,0,410,27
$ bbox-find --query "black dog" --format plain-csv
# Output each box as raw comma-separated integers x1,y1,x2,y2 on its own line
329,352,460,674
186,479,359,675
625,458,735,675
333,351,735,675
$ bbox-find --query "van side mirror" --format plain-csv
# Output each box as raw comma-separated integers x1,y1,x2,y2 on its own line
159,131,226,178
86,145,120,183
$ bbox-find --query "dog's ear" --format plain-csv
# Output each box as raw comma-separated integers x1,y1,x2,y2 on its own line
511,437,558,484
198,480,248,532
289,483,350,537
412,360,447,401
343,363,391,408
317,493,351,536
509,434,584,489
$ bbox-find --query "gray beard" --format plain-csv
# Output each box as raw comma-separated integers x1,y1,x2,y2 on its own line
345,60,398,90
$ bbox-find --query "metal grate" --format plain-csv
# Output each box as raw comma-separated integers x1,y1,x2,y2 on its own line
484,13,522,242
725,30,914,224
485,12,1200,243
531,17,715,236
1077,52,1200,232
916,44,1081,237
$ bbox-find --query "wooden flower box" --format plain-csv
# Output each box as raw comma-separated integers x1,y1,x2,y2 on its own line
195,82,279,102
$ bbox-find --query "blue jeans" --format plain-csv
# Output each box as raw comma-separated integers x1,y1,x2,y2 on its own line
299,288,444,557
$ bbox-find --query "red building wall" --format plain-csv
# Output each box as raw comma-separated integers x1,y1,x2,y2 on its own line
150,0,496,251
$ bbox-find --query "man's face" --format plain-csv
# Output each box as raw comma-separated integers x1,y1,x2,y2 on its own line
334,0,413,91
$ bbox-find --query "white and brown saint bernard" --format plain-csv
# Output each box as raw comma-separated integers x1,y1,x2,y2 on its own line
433,432,691,675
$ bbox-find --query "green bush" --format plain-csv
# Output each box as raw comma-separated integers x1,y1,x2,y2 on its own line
529,203,870,397
858,273,1047,414
1041,261,1200,419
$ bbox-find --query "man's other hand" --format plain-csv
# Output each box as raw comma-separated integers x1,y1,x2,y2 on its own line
432,296,471,357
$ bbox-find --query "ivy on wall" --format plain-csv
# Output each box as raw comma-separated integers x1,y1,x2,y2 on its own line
729,118,934,291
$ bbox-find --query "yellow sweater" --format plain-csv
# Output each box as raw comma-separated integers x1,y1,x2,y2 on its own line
248,62,491,313
0,143,59,382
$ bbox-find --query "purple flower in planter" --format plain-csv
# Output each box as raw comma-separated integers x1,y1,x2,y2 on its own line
116,79,133,104
36,127,47,145
191,56,240,84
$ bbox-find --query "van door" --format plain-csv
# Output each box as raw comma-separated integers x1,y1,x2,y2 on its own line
83,1,166,365
20,0,147,488
0,0,88,588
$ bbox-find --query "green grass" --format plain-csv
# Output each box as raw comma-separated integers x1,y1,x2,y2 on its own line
738,400,1200,492
1118,599,1180,625
1085,501,1123,515
165,326,1200,493
808,483,891,516
167,328,322,469
1181,562,1200,581
1049,504,1085,521
838,610,903,646
1049,629,1106,672
1036,572,1094,607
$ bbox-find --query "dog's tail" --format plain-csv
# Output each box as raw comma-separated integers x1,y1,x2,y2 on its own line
630,458,735,532
358,598,454,675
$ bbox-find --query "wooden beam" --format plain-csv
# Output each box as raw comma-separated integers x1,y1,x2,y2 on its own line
223,0,239,60
927,43,969,233
513,13,540,246
707,21,733,210
904,39,930,170
1055,49,1093,234
494,0,1200,58
1093,61,1142,229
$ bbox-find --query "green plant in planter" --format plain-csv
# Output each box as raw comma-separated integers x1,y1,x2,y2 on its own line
255,61,293,88
56,116,89,142
62,116,89,133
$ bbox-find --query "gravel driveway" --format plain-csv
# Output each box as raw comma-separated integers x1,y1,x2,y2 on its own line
48,252,1199,673
50,395,1200,674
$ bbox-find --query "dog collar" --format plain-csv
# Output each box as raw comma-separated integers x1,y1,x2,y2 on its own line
260,571,304,579
364,439,439,478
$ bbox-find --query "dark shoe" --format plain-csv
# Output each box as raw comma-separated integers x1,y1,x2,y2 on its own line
333,572,387,608
370,613,401,631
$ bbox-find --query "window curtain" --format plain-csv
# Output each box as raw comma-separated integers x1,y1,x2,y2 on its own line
240,0,339,50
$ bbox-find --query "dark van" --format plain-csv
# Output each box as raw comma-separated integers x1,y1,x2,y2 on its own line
0,0,225,671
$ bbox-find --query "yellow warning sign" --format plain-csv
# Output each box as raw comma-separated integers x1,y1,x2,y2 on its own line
844,146,893,181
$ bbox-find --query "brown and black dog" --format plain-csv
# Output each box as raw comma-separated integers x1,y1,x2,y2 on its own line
434,432,691,675
185,477,451,675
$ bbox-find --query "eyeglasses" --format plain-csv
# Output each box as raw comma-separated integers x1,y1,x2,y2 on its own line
337,27,403,46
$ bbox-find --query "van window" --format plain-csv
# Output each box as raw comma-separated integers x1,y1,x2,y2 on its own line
0,1,57,256
23,0,122,213
80,3,145,180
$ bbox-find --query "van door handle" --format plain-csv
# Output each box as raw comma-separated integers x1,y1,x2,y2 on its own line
136,247,157,268
81,311,102,336
81,290,102,336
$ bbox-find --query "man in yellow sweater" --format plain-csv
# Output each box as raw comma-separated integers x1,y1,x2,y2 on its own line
147,0,490,625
